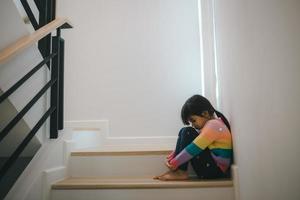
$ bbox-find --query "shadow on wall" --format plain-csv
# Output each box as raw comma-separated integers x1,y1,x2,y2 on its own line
0,89,41,199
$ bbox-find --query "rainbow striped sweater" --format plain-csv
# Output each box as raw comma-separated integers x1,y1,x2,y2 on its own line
169,119,232,173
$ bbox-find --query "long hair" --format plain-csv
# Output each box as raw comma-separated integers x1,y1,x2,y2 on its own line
181,95,231,131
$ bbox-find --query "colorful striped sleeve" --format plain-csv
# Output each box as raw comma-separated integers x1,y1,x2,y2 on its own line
169,120,222,169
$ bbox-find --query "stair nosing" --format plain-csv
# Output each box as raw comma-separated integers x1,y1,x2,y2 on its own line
71,150,173,156
52,177,233,190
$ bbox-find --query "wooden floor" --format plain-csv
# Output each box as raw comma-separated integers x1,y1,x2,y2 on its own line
52,177,233,190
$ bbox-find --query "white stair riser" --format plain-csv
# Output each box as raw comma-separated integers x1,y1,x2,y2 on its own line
51,187,234,200
69,155,196,178
70,155,169,177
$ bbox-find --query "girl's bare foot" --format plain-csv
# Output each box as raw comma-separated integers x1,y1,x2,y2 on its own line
153,170,189,181
153,171,169,180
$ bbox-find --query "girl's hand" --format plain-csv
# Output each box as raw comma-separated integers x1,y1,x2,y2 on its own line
165,160,177,171
166,151,175,161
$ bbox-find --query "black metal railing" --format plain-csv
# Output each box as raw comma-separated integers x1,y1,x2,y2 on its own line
0,24,69,181
20,0,56,66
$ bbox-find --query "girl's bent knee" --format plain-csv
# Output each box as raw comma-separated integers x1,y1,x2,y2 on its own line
179,127,198,137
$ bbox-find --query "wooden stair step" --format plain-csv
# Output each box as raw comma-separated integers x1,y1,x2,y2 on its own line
52,177,233,190
71,150,172,156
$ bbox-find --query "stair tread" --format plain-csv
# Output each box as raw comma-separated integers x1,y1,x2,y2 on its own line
52,177,233,189
71,149,173,156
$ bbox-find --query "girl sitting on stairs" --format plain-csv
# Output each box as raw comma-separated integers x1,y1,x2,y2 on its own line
154,95,232,181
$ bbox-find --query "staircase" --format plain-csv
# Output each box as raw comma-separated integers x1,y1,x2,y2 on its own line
2,1,236,199
50,148,234,200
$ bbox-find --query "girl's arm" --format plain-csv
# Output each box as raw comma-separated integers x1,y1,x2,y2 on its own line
168,120,223,169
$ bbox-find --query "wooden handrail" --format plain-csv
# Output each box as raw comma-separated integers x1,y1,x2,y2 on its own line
0,17,72,64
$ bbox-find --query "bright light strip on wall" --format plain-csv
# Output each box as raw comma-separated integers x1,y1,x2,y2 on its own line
212,0,220,109
198,0,205,96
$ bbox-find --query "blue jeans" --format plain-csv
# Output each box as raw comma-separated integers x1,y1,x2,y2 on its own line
174,127,229,179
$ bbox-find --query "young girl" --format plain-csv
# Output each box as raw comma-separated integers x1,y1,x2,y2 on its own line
154,95,232,181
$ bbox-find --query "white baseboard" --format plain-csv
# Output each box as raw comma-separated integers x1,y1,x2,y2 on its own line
64,120,177,150
231,165,240,200
63,140,75,171
42,166,66,200
64,120,109,132
42,140,75,200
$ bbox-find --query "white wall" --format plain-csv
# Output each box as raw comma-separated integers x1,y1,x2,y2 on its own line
12,0,36,33
214,0,300,199
57,0,202,139
0,0,27,49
